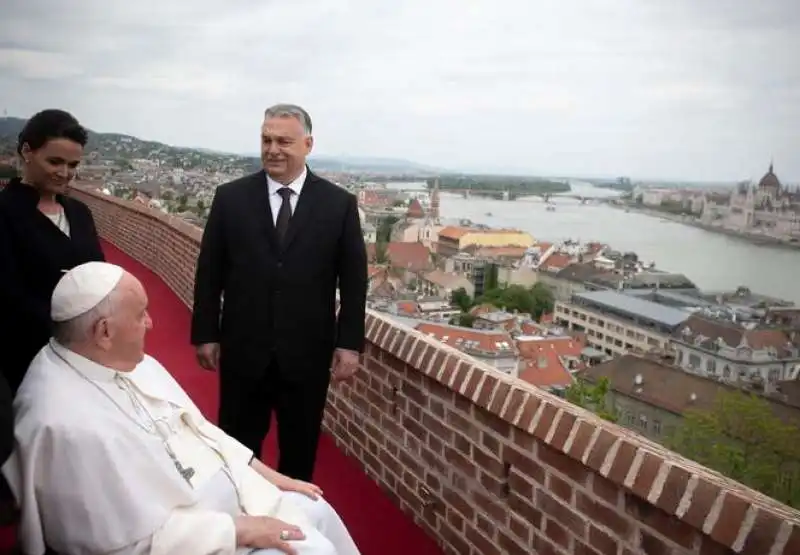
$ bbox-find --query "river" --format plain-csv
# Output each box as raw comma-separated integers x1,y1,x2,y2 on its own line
387,180,800,304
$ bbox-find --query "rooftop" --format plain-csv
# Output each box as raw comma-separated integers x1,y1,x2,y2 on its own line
584,354,800,423
9,182,798,554
572,290,692,328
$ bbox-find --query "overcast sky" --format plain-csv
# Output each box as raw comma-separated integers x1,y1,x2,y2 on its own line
1,0,797,181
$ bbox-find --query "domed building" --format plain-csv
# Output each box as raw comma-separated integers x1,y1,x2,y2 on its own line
700,162,800,237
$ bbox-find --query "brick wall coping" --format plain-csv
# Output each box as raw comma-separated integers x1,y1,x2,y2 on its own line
70,182,800,554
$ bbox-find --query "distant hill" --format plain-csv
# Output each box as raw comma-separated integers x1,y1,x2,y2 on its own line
0,117,439,175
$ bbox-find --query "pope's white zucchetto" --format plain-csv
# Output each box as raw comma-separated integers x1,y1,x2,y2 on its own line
51,262,125,322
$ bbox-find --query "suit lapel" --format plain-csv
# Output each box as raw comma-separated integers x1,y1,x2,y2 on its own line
282,172,319,252
246,171,281,254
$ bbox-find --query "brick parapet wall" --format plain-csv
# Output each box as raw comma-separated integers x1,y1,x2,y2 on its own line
70,183,800,555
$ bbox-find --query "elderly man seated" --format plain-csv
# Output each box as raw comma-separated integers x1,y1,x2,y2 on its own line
3,262,361,555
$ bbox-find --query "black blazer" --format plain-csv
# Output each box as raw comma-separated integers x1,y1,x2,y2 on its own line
0,178,105,391
191,170,368,381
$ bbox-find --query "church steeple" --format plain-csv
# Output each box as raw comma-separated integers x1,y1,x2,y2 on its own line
429,178,440,222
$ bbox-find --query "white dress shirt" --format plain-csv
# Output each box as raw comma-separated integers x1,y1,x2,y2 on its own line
266,168,307,224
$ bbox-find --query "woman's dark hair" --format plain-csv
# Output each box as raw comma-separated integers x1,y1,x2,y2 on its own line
16,109,89,155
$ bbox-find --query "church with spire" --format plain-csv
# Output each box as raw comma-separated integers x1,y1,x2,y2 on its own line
700,161,800,237
390,178,443,250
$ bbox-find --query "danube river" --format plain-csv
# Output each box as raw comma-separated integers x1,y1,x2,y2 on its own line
398,181,799,304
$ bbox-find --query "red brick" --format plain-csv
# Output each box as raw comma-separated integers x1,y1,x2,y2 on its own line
709,492,750,548
739,508,782,555
588,525,618,555
538,443,590,485
638,531,672,555
548,410,577,451
629,451,663,500
543,518,570,548
532,402,559,440
575,491,631,540
625,493,695,549
782,523,800,555
536,489,586,538
681,478,721,530
654,465,691,515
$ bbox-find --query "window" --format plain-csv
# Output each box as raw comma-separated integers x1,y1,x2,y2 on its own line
638,414,648,430
652,419,662,435
624,411,635,425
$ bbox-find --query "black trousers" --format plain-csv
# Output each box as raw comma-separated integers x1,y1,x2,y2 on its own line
218,358,331,482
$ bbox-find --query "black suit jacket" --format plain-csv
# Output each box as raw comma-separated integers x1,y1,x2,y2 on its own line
191,170,368,381
0,179,105,391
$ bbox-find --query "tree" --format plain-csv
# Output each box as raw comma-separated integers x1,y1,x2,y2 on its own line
376,216,398,243
484,264,500,291
176,193,189,212
450,287,473,312
374,242,390,265
476,283,554,320
667,390,800,509
449,313,475,328
565,378,618,422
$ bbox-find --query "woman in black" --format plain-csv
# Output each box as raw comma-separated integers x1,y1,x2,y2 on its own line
0,109,105,394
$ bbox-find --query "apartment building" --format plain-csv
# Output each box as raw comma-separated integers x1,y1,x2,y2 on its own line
554,290,690,357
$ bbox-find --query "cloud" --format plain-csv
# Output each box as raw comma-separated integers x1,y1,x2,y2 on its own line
0,0,798,181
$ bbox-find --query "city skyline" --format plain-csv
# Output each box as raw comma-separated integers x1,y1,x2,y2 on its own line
1,0,798,181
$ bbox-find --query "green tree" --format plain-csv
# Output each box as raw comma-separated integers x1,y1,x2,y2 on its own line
667,390,800,508
449,313,475,328
565,377,618,422
176,193,189,212
374,242,390,264
476,283,554,320
376,216,398,243
450,287,473,312
484,264,500,291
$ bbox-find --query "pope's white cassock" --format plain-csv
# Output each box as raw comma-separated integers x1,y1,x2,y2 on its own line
2,265,361,555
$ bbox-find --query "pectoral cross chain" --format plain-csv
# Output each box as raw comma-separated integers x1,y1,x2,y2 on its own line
169,452,195,484
175,460,195,483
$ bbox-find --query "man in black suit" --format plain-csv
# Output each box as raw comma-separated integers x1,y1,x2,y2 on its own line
191,104,367,482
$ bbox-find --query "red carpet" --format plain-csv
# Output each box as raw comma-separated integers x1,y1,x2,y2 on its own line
105,242,441,554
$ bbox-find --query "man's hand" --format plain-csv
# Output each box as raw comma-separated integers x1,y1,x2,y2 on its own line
196,342,220,371
277,477,323,499
331,348,359,381
235,515,305,554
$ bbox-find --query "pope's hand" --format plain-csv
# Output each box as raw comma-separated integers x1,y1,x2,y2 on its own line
196,342,220,371
235,515,305,554
279,477,324,499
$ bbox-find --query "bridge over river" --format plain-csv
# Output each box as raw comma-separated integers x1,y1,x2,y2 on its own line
394,187,592,201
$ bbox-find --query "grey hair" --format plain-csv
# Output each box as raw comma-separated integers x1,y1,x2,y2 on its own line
52,290,120,346
263,103,313,135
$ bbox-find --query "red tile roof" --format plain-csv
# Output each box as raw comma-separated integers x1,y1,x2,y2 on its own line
539,252,573,272
406,199,425,219
367,242,431,272
416,322,516,356
437,226,471,240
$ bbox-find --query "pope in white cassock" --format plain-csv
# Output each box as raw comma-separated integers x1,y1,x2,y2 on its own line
2,262,361,555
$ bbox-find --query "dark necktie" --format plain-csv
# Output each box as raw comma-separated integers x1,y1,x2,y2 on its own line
275,187,294,242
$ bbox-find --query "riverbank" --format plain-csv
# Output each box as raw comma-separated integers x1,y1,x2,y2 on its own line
609,202,800,252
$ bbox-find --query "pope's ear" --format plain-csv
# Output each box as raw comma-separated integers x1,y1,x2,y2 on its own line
91,317,113,343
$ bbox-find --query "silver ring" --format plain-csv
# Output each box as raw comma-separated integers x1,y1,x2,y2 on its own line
280,530,291,541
